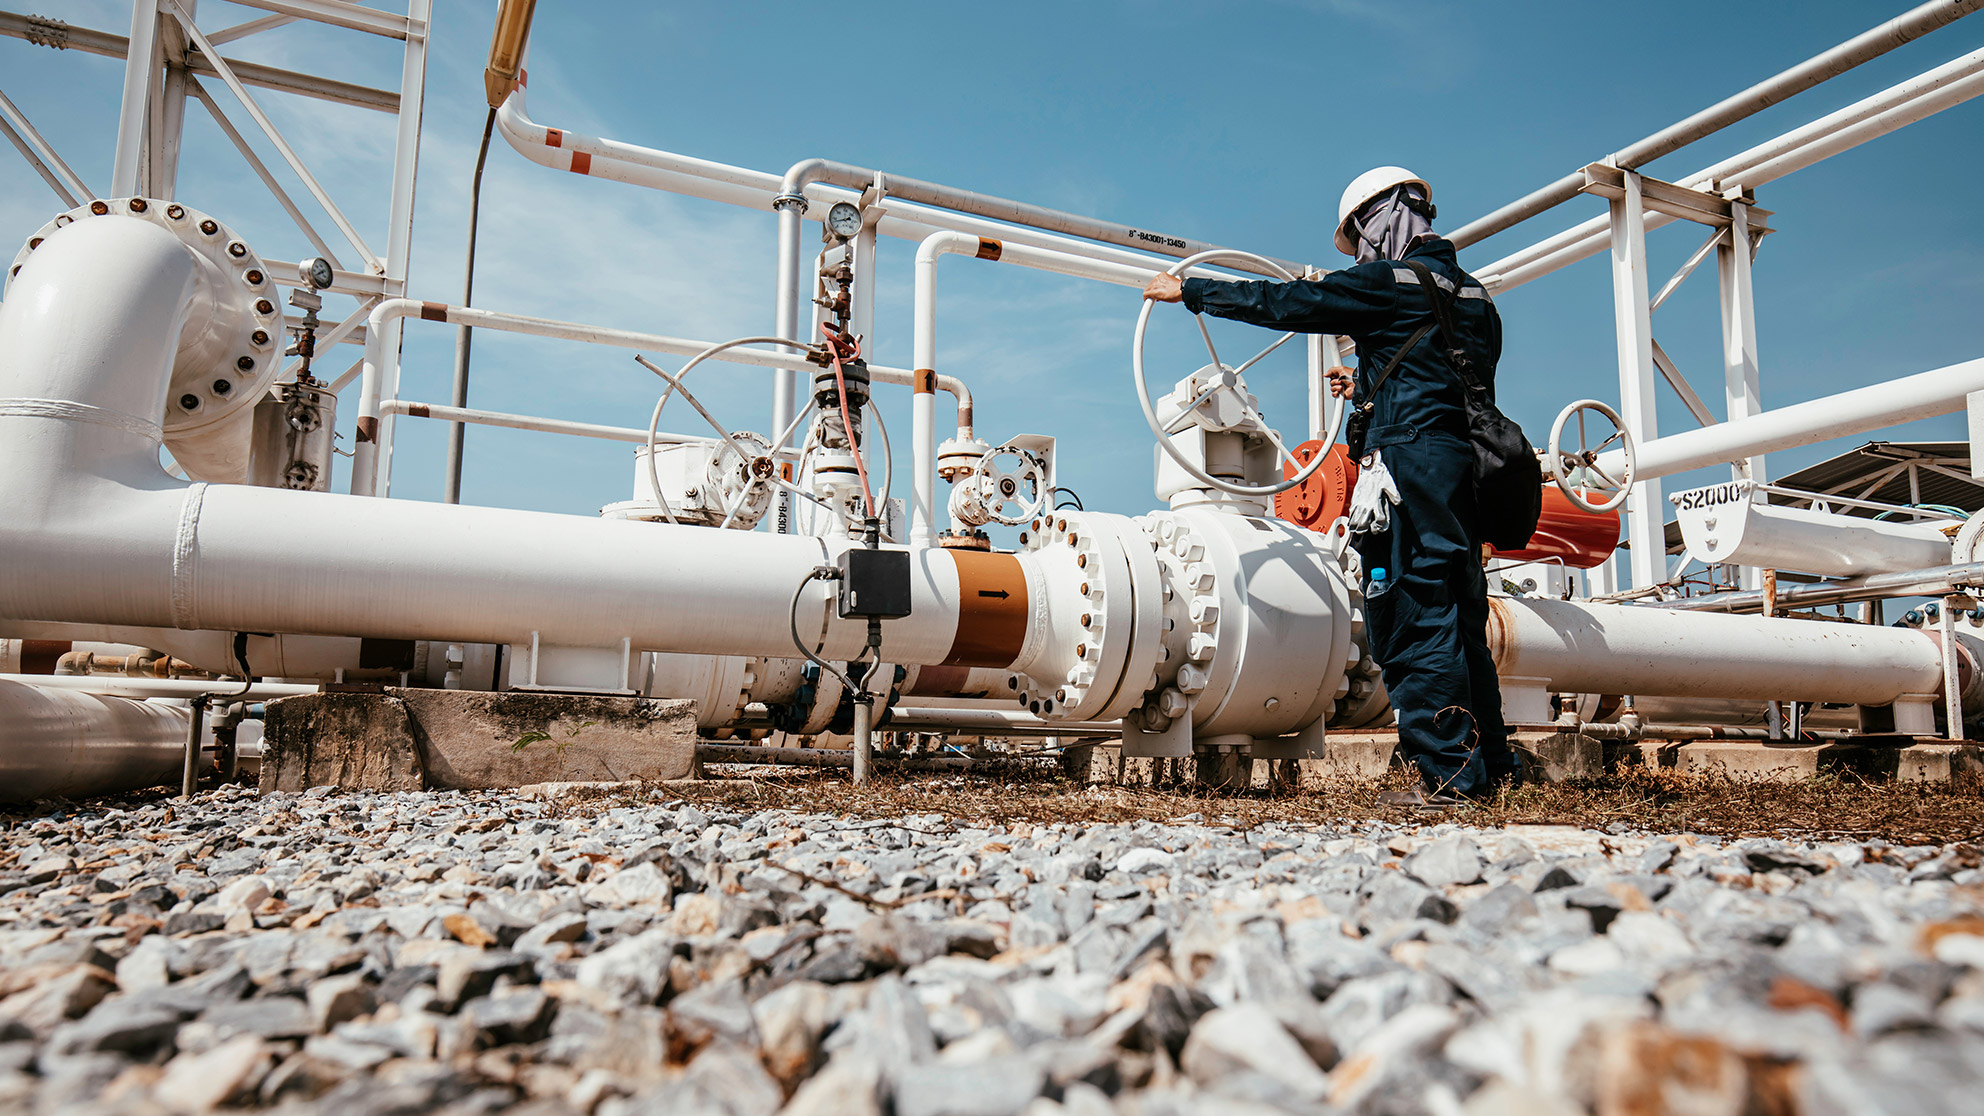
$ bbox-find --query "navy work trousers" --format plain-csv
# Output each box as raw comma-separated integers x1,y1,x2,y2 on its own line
1352,431,1513,797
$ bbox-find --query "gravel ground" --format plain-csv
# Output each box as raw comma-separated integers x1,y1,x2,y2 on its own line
3,785,1983,1115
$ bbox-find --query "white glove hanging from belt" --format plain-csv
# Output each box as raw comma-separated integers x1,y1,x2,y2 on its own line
1348,449,1401,535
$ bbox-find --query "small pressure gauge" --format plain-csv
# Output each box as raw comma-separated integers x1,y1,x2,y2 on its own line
826,201,863,239
301,257,334,290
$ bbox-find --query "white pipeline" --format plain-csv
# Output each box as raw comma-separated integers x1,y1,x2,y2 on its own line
1488,596,1972,708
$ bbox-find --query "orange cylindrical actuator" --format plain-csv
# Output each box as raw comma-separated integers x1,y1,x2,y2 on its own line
1491,486,1621,569
1275,441,1358,531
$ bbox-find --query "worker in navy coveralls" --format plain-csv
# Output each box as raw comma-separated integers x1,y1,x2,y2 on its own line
1143,167,1515,805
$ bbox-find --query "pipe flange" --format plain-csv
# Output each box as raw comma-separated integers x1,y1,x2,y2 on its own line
1009,511,1132,720
1122,510,1221,734
9,199,281,436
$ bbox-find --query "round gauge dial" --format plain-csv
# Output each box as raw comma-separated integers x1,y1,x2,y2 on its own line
302,257,334,290
826,201,864,239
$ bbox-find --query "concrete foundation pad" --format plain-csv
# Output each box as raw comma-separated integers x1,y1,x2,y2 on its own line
1509,731,1603,781
261,689,699,793
1676,737,1984,782
1318,733,1399,780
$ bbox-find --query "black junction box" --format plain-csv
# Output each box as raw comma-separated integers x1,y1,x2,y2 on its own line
838,547,913,620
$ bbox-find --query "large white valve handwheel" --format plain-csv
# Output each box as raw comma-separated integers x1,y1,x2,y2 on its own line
1548,398,1636,514
1133,250,1341,498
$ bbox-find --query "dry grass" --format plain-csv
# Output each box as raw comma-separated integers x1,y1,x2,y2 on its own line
628,762,1984,846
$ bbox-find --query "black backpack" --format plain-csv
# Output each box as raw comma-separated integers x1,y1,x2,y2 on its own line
1402,260,1541,551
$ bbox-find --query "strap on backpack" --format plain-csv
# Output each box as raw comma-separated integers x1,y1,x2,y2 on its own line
1403,260,1488,394
1351,320,1436,421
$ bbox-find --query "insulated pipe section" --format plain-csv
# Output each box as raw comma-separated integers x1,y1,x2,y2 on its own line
1488,596,1979,709
0,215,1049,672
1449,0,1983,249
1592,356,1984,483
0,678,193,802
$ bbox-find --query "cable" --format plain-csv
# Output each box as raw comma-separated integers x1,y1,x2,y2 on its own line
445,106,498,505
1055,486,1085,511
823,324,876,519
789,568,861,694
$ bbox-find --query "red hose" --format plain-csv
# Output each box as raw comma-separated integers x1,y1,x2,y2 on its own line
823,324,876,519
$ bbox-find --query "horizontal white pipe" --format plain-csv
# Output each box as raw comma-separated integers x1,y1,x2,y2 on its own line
350,299,964,496
1596,356,1984,480
381,399,751,450
1479,45,1984,291
0,674,318,700
1450,0,1984,248
0,678,192,802
1488,597,1964,706
884,706,1121,735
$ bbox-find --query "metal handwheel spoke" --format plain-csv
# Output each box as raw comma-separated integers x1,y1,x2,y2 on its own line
1595,429,1626,453
1585,460,1624,489
770,474,834,510
1247,404,1300,468
635,354,756,464
1162,382,1225,434
1193,314,1224,371
1232,331,1296,376
1577,410,1588,456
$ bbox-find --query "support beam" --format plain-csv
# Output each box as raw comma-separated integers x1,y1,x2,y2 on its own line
187,79,344,269
110,0,163,195
1718,202,1765,492
0,12,400,113
373,0,430,496
1609,171,1664,588
0,86,90,205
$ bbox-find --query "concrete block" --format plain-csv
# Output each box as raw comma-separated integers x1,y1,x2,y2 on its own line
393,689,697,788
260,692,424,794
1509,732,1603,782
1893,742,1984,782
1319,732,1397,779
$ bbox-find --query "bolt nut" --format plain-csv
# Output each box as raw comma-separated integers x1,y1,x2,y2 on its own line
1176,665,1208,694
1187,562,1215,591
1076,553,1087,569
212,379,231,395
199,219,218,235
1190,597,1219,625
128,198,148,213
255,299,275,315
165,204,185,219
245,269,264,285
236,356,255,371
1187,632,1216,661
26,237,41,250
252,330,269,345
90,201,109,215
1159,688,1190,717
1174,537,1204,561
227,241,248,258
1156,519,1177,543
179,394,200,410
1080,613,1092,628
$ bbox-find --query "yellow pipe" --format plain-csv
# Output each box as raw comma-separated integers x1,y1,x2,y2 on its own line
484,0,538,108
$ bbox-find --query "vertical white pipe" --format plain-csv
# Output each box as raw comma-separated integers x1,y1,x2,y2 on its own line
771,198,805,532
1718,202,1765,592
1945,598,1964,740
1609,173,1663,588
374,0,432,498
912,379,937,545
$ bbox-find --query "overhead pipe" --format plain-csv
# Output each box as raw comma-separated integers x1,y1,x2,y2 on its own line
911,230,1160,543
1651,560,1984,614
1478,46,1984,292
1450,0,1984,250
1591,355,1984,483
0,214,1051,676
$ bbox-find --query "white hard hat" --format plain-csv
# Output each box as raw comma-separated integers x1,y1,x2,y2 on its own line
1335,166,1432,257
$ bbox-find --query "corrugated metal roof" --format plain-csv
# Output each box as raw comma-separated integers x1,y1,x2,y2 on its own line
1660,441,1981,554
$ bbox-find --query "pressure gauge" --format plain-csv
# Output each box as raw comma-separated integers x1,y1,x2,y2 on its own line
826,201,863,239
301,257,334,290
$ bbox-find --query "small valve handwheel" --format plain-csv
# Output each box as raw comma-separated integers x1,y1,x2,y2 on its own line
1132,249,1341,498
1547,398,1635,514
950,445,1046,527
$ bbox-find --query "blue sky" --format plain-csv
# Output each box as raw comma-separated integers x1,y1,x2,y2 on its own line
3,2,1981,551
